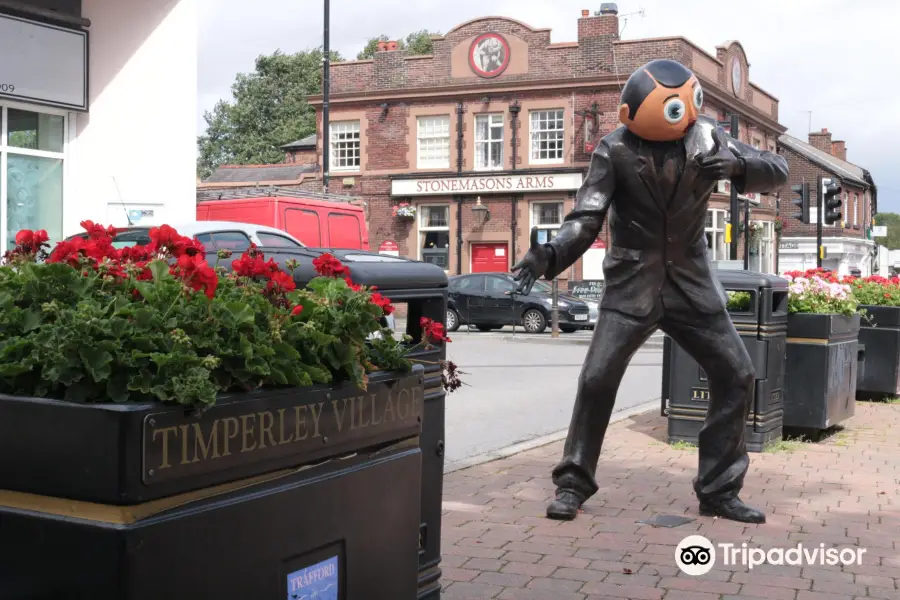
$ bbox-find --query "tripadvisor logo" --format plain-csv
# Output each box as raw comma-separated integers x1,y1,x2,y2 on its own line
675,535,867,575
675,535,716,576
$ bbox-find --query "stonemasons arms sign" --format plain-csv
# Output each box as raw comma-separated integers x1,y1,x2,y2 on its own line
391,172,583,196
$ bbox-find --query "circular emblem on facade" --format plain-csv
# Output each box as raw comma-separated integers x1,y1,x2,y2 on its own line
731,58,743,97
469,33,510,78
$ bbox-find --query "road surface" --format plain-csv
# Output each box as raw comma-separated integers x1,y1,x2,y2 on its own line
442,333,664,471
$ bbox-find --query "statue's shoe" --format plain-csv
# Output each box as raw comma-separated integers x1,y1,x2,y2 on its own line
699,496,766,524
546,489,585,521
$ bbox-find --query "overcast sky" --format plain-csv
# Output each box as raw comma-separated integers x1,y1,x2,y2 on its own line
198,0,899,212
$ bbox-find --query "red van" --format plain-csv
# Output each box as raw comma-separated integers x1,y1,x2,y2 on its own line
196,194,369,250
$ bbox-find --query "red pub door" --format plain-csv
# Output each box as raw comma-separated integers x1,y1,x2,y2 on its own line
471,243,509,273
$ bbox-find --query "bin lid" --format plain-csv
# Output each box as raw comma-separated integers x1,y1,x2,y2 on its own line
715,269,788,291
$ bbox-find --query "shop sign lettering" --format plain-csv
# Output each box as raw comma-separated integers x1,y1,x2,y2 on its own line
391,172,583,196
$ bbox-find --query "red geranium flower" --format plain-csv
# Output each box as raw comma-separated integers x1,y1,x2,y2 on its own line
420,317,451,344
267,269,297,293
370,292,394,315
343,277,363,292
14,229,49,248
80,220,114,241
172,253,218,299
313,253,349,278
291,304,304,316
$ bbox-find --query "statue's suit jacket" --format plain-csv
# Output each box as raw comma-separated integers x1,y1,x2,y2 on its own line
544,115,789,318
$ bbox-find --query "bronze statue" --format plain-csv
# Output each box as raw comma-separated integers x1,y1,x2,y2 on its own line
513,59,788,523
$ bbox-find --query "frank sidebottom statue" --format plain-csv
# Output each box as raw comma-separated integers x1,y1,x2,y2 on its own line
512,59,788,524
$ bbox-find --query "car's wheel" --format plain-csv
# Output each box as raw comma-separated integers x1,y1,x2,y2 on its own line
446,308,460,332
522,309,547,334
560,326,579,333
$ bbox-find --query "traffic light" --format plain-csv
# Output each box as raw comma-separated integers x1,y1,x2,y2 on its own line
790,182,810,223
823,178,843,225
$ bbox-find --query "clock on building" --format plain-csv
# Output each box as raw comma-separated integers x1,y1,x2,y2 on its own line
731,58,742,97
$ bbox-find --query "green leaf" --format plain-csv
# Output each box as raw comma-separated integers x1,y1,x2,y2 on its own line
128,370,155,394
107,373,130,403
21,309,42,332
0,363,31,377
227,302,256,326
80,346,113,382
148,260,170,283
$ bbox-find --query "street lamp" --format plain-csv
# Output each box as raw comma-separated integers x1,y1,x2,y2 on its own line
471,196,491,224
322,0,331,193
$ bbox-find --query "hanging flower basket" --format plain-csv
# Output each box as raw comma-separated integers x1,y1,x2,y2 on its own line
739,220,765,253
393,203,416,220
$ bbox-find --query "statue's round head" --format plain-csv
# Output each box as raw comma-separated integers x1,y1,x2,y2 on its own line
618,59,703,142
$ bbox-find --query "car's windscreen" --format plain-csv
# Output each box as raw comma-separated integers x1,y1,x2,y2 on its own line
532,280,552,293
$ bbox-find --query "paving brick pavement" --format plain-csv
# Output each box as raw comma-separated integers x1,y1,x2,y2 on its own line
439,401,900,600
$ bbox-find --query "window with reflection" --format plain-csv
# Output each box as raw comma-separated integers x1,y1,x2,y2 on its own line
2,105,66,251
705,209,729,260
419,205,450,270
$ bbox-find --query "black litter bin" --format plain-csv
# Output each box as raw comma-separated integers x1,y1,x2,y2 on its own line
662,270,788,452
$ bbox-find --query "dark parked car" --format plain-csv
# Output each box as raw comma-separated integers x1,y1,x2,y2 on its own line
447,272,591,334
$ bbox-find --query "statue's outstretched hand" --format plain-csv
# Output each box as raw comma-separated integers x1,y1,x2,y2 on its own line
697,127,742,180
512,227,551,295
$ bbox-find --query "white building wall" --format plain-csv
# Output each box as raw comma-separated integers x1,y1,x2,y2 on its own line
67,0,197,235
778,236,875,276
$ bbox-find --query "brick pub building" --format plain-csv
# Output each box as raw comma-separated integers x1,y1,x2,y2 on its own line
306,5,787,285
776,128,878,275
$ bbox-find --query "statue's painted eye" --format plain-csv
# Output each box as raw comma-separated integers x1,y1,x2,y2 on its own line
693,86,703,109
664,98,686,124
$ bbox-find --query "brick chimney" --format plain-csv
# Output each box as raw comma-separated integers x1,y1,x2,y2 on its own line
831,140,847,161
808,128,832,153
578,4,619,40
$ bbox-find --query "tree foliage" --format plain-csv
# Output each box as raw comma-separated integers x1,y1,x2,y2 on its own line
873,212,900,249
356,30,440,60
196,48,342,180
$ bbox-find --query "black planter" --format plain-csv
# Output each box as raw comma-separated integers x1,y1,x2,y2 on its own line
784,313,861,431
0,370,425,600
856,305,900,397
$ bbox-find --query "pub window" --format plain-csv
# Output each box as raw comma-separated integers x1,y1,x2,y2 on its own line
475,113,504,171
705,208,728,261
329,120,360,171
1,104,67,251
750,221,775,274
530,109,564,163
532,201,563,244
417,115,450,169
419,205,450,270
854,193,859,226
